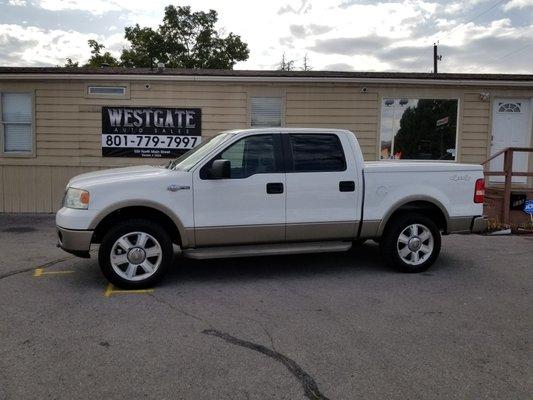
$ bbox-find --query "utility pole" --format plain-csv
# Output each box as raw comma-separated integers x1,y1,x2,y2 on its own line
433,43,442,74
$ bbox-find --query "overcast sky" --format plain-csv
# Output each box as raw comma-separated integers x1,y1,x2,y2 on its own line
0,0,532,73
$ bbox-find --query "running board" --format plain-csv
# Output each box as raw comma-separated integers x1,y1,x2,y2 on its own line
182,241,353,260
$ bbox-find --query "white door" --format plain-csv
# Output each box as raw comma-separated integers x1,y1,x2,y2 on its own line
192,133,286,246
284,132,359,241
490,99,532,183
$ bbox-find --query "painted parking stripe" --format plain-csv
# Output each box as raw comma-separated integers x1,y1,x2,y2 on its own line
34,268,74,277
104,283,154,297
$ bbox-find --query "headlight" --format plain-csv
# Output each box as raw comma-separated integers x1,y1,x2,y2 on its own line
63,187,90,209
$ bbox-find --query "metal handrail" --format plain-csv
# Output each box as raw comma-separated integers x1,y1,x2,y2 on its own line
481,147,533,224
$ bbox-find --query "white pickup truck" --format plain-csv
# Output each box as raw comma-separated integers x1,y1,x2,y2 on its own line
56,128,486,288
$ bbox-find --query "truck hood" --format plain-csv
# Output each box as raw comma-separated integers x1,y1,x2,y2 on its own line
68,165,171,189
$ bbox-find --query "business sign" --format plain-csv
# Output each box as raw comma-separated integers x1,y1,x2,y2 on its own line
524,199,533,215
436,116,449,127
101,107,202,158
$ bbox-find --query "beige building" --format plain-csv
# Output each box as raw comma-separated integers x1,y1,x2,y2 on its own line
0,67,532,213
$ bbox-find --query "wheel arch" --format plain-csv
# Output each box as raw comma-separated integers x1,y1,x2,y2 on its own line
89,200,191,247
378,196,449,237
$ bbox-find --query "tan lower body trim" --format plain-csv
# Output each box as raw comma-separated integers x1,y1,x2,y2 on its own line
358,220,381,239
286,221,357,242
195,224,285,247
194,221,358,247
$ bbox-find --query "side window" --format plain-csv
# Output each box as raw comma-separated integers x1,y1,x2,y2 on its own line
288,134,346,172
1,92,33,154
215,135,279,179
251,97,282,127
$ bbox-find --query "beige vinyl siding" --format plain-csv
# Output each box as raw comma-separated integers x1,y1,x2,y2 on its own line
0,165,3,211
460,93,491,164
285,86,379,160
1,78,532,212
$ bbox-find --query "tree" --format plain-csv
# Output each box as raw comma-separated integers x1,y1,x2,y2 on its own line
73,5,249,69
301,53,312,71
85,40,119,67
278,52,295,71
64,57,79,67
394,99,458,160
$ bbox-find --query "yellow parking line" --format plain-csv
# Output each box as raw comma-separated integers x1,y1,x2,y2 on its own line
34,268,74,277
104,283,154,297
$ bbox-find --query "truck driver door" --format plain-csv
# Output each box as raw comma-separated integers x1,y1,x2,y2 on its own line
192,133,286,246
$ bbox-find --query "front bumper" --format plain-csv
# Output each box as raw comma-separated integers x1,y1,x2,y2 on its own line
57,226,93,258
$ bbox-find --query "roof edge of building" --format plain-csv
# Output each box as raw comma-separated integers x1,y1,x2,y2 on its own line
0,67,532,86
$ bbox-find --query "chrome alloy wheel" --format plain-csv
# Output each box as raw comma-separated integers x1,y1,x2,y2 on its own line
110,231,162,281
396,223,434,266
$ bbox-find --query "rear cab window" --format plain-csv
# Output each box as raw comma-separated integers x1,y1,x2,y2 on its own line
286,134,346,172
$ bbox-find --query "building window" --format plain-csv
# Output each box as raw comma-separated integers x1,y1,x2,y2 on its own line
498,102,521,113
251,97,282,127
1,93,33,154
380,98,458,161
288,134,346,172
87,86,126,96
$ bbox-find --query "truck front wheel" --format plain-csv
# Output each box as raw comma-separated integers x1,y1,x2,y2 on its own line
380,213,441,273
98,219,173,289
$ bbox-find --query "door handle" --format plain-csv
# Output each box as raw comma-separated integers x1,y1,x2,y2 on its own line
167,185,190,192
266,182,284,194
339,181,355,192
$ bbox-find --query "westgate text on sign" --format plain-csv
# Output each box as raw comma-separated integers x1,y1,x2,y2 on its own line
101,106,202,158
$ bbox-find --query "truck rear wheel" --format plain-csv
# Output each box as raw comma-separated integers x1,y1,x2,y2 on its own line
380,213,441,273
98,219,173,289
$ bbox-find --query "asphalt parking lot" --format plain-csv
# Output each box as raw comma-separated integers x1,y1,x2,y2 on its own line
0,214,531,400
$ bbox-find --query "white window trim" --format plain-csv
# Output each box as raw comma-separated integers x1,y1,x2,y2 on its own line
85,82,130,99
0,91,35,158
378,96,460,163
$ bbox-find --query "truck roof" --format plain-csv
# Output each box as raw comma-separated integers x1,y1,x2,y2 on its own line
221,128,353,136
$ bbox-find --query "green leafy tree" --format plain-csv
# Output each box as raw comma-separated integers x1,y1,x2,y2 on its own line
64,57,79,67
394,99,458,160
72,6,249,69
121,5,249,68
85,40,119,67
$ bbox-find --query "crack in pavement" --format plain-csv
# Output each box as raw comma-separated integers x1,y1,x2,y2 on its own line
202,329,331,400
0,254,77,280
147,292,213,328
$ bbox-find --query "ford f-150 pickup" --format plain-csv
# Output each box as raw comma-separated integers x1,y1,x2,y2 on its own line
56,128,487,288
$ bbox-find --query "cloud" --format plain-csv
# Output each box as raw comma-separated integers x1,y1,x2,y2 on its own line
0,0,532,73
289,25,306,39
310,35,392,55
323,62,354,71
277,0,311,15
0,24,125,66
289,24,333,39
503,0,533,11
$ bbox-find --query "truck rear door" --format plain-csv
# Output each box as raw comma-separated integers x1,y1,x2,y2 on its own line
283,132,359,241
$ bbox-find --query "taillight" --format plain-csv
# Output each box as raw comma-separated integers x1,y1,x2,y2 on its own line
474,178,485,203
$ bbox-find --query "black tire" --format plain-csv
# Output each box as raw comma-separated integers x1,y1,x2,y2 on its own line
380,213,441,273
98,218,173,289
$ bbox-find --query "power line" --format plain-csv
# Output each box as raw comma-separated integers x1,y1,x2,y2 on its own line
480,42,533,70
436,0,507,43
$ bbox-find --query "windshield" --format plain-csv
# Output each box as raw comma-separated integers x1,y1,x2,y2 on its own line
168,133,231,171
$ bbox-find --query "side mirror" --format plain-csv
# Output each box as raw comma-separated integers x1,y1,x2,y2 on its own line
209,159,231,179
